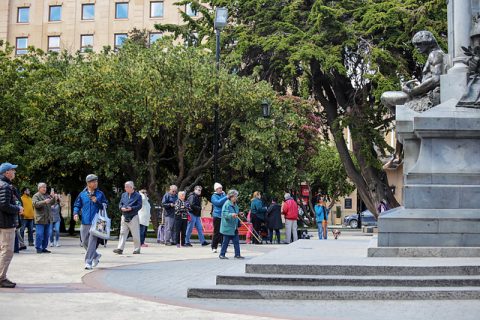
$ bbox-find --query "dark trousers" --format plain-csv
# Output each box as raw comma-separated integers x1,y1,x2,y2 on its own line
211,217,223,249
174,217,188,246
140,224,148,245
251,215,263,244
268,228,281,244
21,219,35,245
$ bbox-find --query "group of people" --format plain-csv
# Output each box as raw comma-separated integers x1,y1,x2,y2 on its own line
0,159,333,288
0,162,69,288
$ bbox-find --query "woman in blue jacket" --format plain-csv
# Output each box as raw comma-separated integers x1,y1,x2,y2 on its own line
315,198,329,240
219,189,244,259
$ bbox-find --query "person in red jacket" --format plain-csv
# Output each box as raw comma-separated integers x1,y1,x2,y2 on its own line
281,193,299,243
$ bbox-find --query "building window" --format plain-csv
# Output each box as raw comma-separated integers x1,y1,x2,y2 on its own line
49,5,62,22
80,35,94,52
149,32,162,45
114,33,128,49
16,37,28,55
48,36,61,52
17,7,30,23
115,3,129,19
186,3,197,17
82,4,95,20
150,1,164,18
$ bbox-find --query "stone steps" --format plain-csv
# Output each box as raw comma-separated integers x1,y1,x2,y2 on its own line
216,273,480,287
244,264,480,276
187,285,480,300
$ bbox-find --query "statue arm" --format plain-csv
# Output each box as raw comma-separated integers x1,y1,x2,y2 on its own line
404,51,444,97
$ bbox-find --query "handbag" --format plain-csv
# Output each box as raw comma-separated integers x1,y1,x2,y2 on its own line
89,204,111,240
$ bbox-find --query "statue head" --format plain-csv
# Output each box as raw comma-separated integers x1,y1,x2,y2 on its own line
412,31,439,54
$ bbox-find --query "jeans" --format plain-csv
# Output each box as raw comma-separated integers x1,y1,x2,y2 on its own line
174,216,188,246
211,217,223,249
220,233,240,257
268,228,280,244
35,224,50,251
318,221,328,240
285,219,298,243
21,219,34,245
49,221,61,243
140,224,148,245
185,213,206,244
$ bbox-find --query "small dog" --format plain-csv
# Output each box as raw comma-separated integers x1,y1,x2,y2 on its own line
332,229,341,240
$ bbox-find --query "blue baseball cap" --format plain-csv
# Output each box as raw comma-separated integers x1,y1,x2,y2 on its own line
0,162,18,174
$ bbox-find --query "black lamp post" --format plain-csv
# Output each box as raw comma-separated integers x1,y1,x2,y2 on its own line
213,7,228,183
261,99,271,196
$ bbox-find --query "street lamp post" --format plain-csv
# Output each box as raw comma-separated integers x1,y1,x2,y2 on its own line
213,7,228,183
261,99,271,197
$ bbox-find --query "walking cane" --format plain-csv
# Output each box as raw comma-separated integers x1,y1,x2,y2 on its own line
239,219,262,244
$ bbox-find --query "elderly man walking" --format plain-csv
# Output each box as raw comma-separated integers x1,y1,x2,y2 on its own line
73,174,108,270
33,183,57,254
114,181,142,255
0,162,23,288
161,185,178,246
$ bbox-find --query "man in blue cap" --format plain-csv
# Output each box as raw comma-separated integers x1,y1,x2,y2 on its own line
0,162,23,288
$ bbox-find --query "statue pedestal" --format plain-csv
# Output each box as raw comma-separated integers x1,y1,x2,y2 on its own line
377,99,480,248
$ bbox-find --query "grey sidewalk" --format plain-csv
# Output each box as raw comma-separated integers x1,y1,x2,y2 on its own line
1,236,480,320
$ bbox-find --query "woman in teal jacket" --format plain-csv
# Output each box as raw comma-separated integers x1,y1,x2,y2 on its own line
219,189,244,259
250,191,267,244
315,198,329,240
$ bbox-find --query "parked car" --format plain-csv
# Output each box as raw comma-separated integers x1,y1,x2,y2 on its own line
343,210,377,228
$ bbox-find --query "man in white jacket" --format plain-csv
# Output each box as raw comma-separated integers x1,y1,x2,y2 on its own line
138,190,151,247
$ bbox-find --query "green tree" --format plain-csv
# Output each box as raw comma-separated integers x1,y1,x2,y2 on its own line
157,0,447,216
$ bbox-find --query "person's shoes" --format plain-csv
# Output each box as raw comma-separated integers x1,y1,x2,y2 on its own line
93,254,102,267
176,244,181,248
14,250,19,254
113,249,123,255
165,242,172,246
49,242,54,247
19,246,27,251
184,243,193,247
0,279,16,288
201,241,210,246
36,249,42,254
85,264,93,270
234,256,245,259
219,255,228,259
212,248,217,253
133,250,141,254
29,242,34,246
141,244,148,247
55,242,60,247
42,249,51,253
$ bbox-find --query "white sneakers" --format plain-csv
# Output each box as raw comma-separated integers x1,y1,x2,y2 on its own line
212,248,217,253
85,264,93,270
55,242,60,247
92,254,102,267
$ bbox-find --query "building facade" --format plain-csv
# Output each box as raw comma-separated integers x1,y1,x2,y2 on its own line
0,0,198,54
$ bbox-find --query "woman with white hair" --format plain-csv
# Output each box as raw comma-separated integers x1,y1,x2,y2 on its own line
219,189,244,259
174,191,191,248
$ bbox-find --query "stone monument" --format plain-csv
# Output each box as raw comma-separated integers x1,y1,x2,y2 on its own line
374,0,480,256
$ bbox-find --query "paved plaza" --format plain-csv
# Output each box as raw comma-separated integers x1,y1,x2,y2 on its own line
1,234,480,320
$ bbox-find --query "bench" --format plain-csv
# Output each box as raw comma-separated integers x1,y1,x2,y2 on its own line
190,217,252,239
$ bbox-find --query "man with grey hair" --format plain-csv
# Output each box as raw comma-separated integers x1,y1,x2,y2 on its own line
73,174,108,270
32,182,57,254
281,193,299,244
161,185,178,245
114,181,142,254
